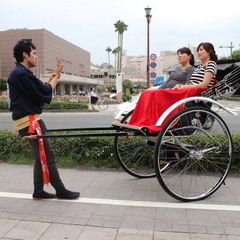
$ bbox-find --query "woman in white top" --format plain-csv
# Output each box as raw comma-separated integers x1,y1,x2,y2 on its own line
173,42,218,90
90,87,98,108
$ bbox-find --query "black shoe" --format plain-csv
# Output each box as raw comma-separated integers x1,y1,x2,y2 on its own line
56,189,80,200
32,191,56,200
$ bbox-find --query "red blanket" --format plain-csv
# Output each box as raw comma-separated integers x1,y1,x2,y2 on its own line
128,88,206,133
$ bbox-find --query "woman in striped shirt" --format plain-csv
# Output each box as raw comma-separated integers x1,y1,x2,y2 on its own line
173,42,218,90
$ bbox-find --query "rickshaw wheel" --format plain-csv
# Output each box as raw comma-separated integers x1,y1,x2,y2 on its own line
154,106,232,202
114,110,157,178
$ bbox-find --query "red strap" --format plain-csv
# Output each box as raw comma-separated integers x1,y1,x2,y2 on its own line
28,114,36,134
28,115,50,185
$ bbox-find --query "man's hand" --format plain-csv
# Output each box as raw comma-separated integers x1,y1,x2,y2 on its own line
55,59,64,76
48,60,64,89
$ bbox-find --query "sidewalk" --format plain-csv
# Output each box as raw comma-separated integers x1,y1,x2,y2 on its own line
0,163,240,239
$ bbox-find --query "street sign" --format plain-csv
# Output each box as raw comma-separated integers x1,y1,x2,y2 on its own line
150,53,157,60
155,76,164,85
150,72,157,78
150,62,157,68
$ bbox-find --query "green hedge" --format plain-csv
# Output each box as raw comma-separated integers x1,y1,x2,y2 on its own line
0,99,8,109
1,130,240,171
0,99,88,110
0,130,118,168
44,101,88,110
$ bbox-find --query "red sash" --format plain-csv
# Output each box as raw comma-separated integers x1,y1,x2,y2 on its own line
28,115,50,185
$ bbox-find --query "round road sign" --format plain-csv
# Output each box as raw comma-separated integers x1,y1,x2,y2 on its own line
150,72,157,78
150,54,157,60
150,62,157,68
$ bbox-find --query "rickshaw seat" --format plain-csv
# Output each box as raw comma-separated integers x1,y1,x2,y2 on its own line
112,88,206,133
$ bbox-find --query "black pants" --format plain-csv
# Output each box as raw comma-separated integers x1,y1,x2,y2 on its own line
19,120,65,193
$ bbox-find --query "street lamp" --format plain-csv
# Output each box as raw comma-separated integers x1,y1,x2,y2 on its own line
145,6,152,88
219,42,234,59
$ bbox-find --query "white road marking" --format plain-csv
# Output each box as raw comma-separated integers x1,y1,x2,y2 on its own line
0,191,239,212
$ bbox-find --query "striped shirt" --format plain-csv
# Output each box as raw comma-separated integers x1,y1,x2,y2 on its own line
189,61,217,87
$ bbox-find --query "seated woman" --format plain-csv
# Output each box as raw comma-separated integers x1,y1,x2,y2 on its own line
173,42,218,90
126,42,218,133
160,47,195,89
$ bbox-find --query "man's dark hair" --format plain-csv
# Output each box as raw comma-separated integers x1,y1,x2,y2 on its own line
13,39,36,62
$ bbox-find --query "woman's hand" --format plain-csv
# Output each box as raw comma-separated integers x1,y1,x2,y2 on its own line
172,84,183,90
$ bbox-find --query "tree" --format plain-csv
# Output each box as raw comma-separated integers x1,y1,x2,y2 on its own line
221,50,240,60
123,79,134,95
114,20,128,73
105,47,112,88
112,47,120,70
97,86,104,93
112,47,119,55
105,47,112,69
123,79,132,89
232,50,240,59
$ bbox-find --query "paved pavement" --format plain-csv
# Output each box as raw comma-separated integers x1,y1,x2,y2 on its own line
1,100,240,240
1,163,240,240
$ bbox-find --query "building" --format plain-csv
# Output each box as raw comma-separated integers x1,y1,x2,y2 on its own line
114,50,164,86
0,28,103,95
160,46,199,70
90,63,116,89
90,48,200,89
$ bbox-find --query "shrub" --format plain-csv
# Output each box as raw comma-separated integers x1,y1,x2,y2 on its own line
122,94,132,102
1,130,240,171
44,101,88,110
0,130,118,168
0,99,8,109
0,130,33,163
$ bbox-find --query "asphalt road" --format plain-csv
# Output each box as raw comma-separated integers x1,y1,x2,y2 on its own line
1,100,240,133
0,105,119,132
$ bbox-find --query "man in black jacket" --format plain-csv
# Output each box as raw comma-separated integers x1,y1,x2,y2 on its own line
8,39,80,200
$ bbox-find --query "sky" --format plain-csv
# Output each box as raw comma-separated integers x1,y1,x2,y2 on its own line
1,0,240,65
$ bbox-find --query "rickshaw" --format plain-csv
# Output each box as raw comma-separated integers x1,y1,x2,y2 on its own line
23,59,240,202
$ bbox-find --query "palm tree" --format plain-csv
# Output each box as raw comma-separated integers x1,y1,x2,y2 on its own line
114,20,128,73
112,47,120,71
105,47,112,69
105,47,112,87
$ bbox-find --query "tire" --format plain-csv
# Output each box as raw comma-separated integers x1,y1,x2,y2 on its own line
98,99,108,110
154,106,232,202
114,110,157,178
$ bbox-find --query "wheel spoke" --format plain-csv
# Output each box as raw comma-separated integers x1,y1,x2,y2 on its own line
154,106,232,201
